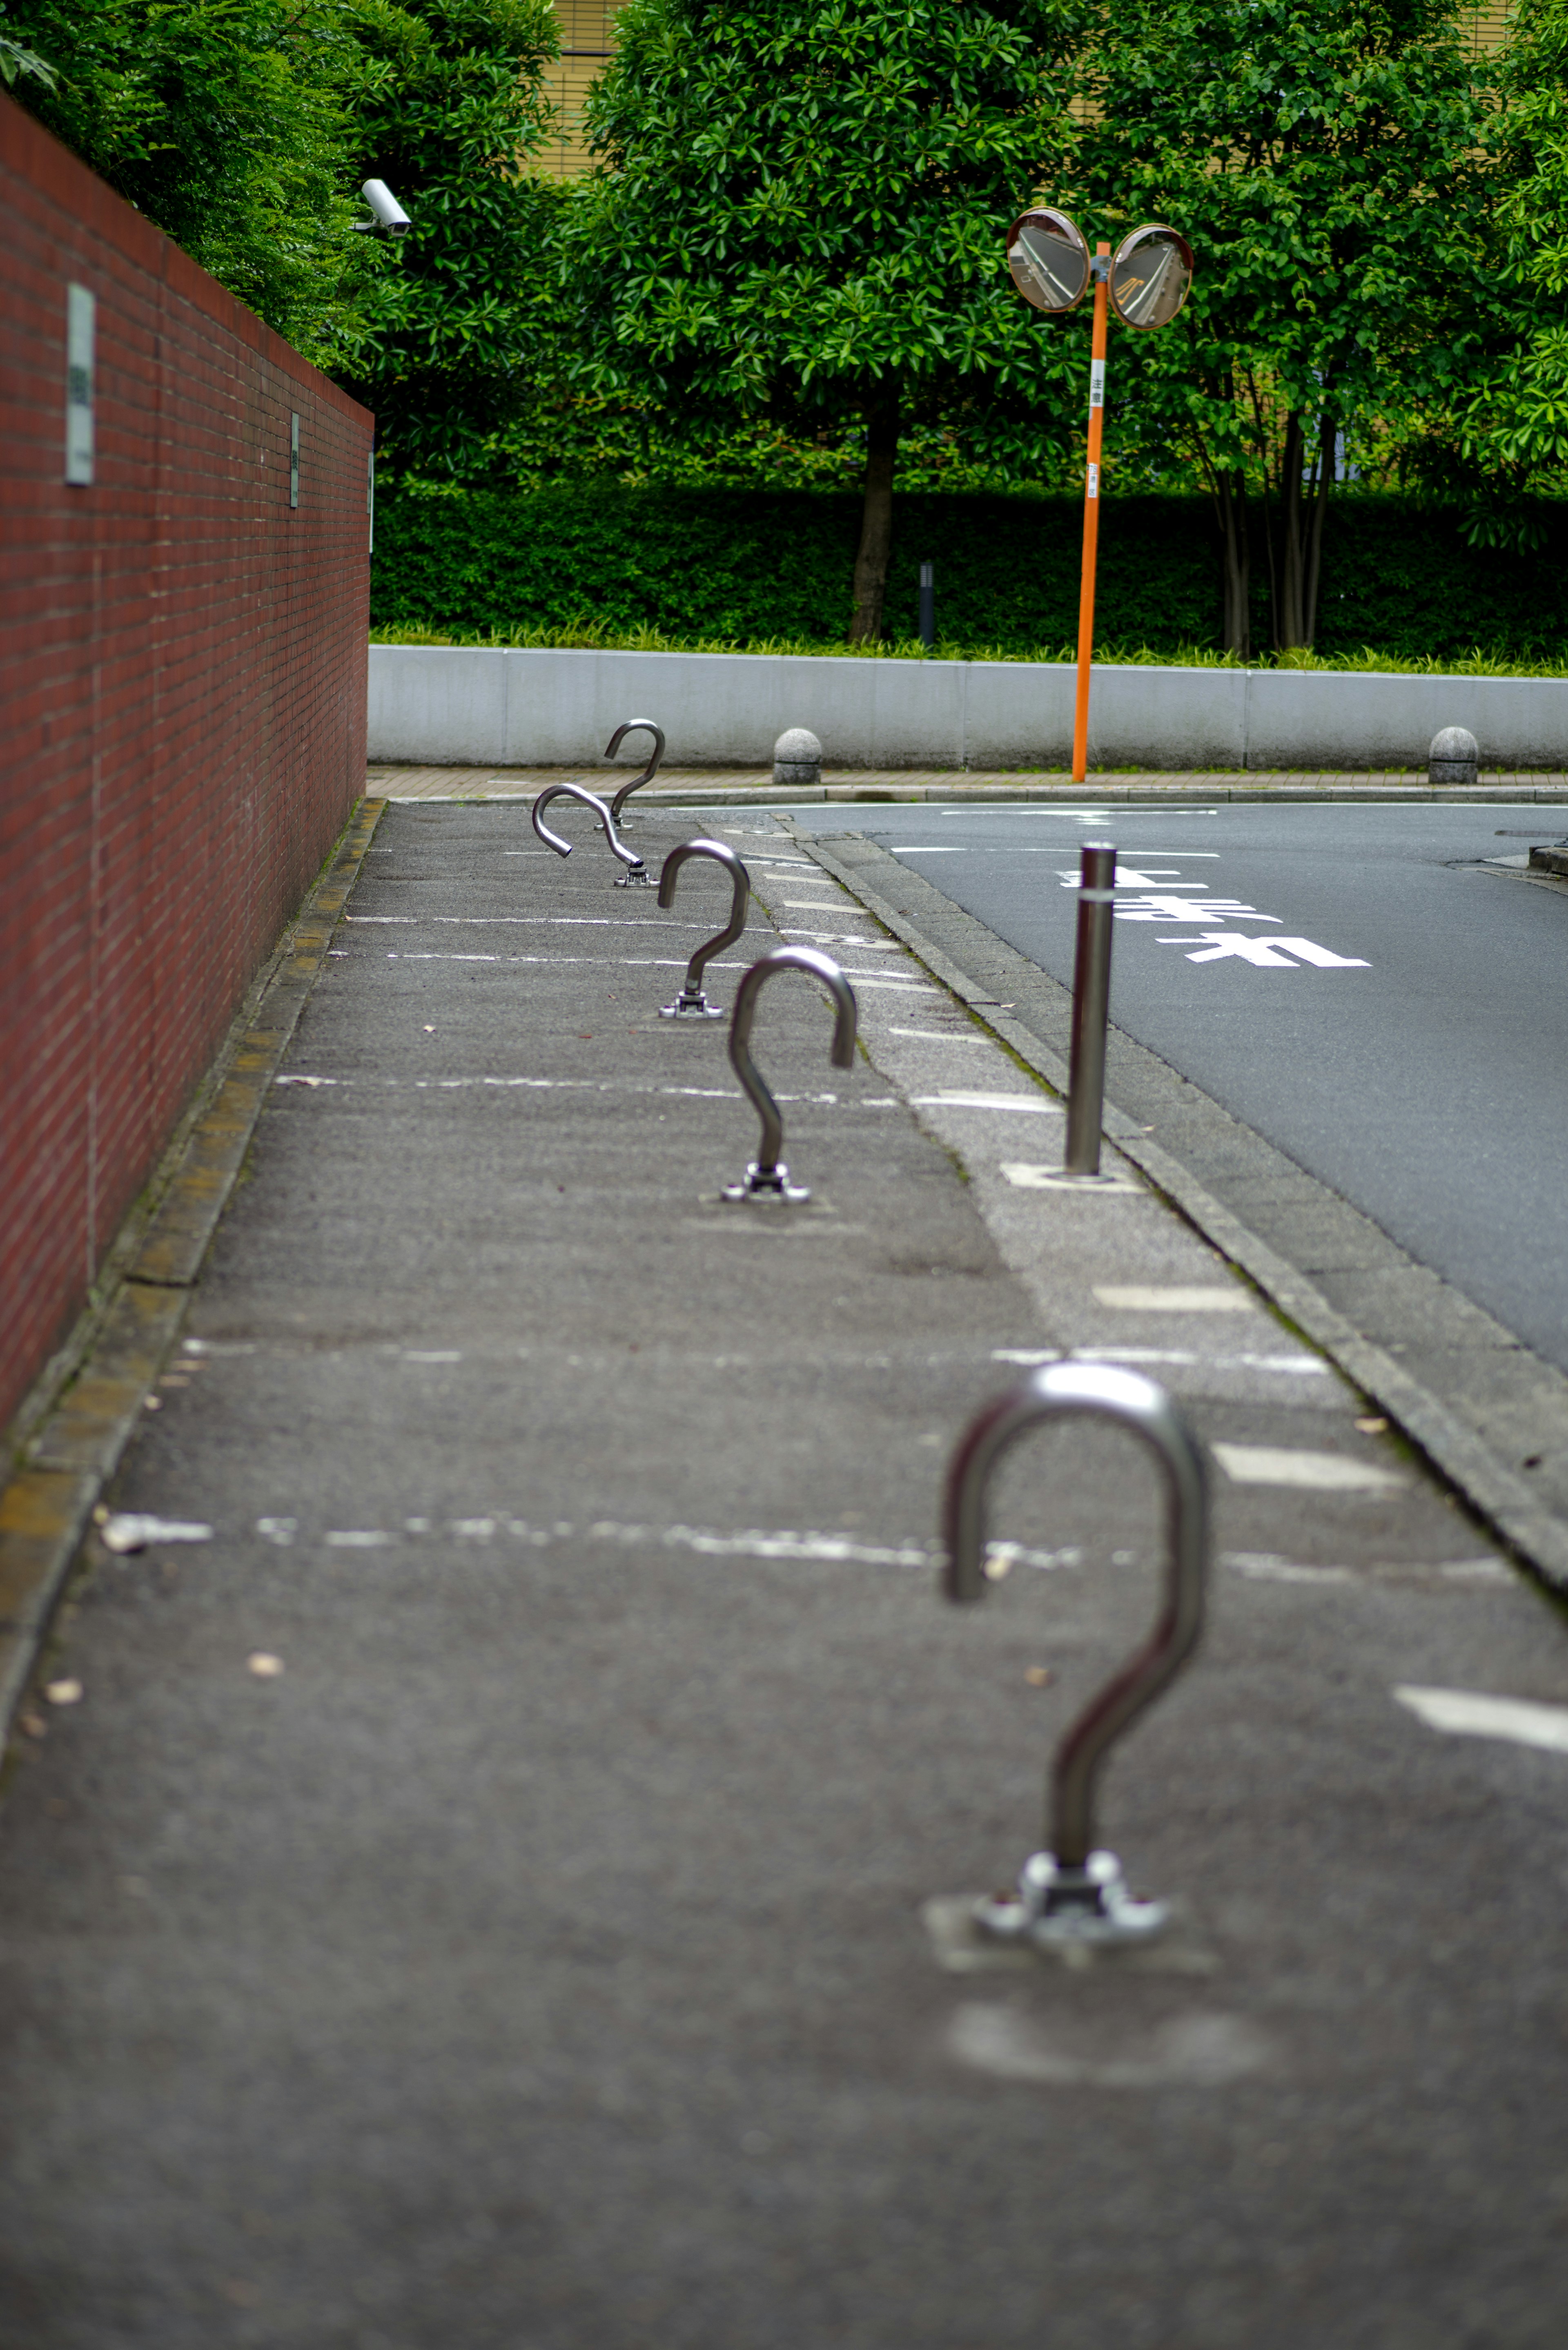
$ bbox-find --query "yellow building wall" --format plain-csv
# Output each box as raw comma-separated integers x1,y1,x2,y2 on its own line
540,1,625,178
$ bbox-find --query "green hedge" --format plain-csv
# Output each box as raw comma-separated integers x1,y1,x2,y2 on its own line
369,486,1568,660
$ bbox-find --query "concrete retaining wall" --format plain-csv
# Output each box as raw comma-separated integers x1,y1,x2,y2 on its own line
368,644,1568,772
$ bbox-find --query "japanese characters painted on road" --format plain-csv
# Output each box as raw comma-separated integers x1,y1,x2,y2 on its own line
1054,864,1368,972
1005,208,1090,314
1109,226,1194,332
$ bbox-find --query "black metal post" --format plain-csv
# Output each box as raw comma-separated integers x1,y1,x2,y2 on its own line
918,560,935,651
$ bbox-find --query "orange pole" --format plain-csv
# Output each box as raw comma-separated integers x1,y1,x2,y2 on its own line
1071,244,1110,785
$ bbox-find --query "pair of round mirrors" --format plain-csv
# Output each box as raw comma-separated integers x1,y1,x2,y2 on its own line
1007,210,1193,329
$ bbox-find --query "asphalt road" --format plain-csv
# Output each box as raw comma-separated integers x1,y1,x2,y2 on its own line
790,799,1568,1375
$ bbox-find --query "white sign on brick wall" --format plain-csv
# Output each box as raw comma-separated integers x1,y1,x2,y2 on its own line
65,283,94,486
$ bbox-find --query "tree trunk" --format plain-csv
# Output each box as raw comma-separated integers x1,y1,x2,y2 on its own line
1215,470,1250,659
1303,412,1335,648
849,381,899,643
1273,408,1335,651
1276,410,1306,649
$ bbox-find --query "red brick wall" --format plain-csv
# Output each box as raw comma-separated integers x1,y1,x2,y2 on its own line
0,93,372,1438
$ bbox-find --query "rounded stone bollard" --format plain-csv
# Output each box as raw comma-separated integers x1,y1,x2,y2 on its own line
773,726,823,789
1429,725,1478,789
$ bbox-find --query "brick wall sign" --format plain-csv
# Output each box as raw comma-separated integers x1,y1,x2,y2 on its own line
0,93,372,1439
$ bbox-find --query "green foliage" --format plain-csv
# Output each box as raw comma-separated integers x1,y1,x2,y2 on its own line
0,21,54,85
337,0,561,477
568,0,1080,422
0,1,381,364
486,395,1072,494
368,613,1568,681
1072,0,1494,649
1447,0,1568,541
560,0,1088,633
368,484,1568,662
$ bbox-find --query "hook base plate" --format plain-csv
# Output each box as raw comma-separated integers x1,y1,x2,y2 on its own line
660,990,724,1020
614,867,653,889
723,1161,811,1204
974,1849,1169,1949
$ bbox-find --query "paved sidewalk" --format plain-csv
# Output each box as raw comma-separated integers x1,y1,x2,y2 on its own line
370,761,1568,807
1,798,1565,2346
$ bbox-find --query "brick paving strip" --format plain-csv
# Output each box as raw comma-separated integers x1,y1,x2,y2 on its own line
368,761,1568,807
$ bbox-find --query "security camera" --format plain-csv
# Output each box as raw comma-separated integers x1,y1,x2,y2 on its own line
357,179,411,234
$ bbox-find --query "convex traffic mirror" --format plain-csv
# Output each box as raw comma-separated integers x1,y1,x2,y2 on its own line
1005,209,1090,314
1109,225,1194,330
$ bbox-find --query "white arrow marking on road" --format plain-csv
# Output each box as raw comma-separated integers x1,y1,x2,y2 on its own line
1394,1686,1568,1755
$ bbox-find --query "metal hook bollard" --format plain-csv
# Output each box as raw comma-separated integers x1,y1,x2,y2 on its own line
1064,841,1116,1175
531,780,651,887
657,840,751,1019
724,947,857,1202
605,720,666,826
943,1362,1209,1947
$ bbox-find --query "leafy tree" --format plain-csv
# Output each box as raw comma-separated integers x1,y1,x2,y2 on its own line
1445,0,1568,547
337,0,561,479
563,0,1084,641
1073,0,1493,655
0,1,381,366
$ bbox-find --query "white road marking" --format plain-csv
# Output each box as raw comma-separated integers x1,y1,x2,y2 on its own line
1229,1556,1356,1585
1094,1285,1250,1312
1076,1348,1325,1375
1001,1163,1142,1193
991,1346,1325,1376
895,846,968,854
383,952,748,969
1394,1686,1568,1755
1120,896,1282,924
100,1515,213,1554
911,1093,1061,1115
947,2004,1271,2088
835,975,938,992
1213,1444,1403,1492
1156,933,1369,970
348,914,724,930
889,1027,986,1041
239,1517,1078,1575
404,1350,461,1363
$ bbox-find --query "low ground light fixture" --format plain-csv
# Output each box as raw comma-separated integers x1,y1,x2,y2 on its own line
1007,210,1194,783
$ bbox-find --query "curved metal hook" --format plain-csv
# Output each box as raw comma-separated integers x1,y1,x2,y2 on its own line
943,1363,1208,1941
530,780,647,883
724,947,858,1201
606,719,665,825
657,839,751,1018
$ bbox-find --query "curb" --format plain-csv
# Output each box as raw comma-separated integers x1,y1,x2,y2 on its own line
377,775,1568,811
788,823,1568,1597
0,800,386,1744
